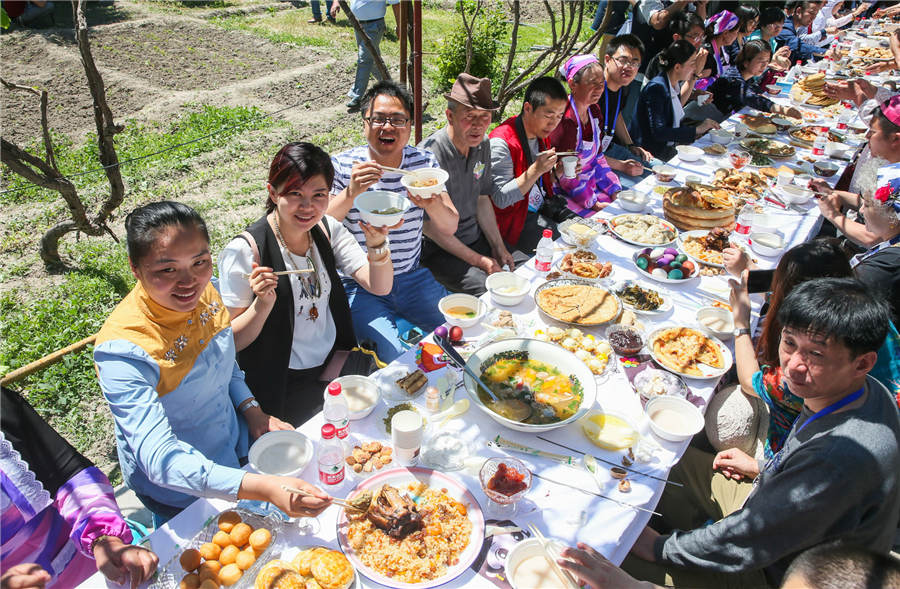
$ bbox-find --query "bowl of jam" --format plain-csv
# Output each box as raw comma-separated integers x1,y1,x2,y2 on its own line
479,457,531,516
606,324,645,356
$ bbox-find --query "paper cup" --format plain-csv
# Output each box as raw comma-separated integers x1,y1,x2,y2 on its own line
562,156,578,178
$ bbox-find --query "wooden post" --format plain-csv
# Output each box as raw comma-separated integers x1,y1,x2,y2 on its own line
399,0,407,86
0,334,97,386
413,0,422,144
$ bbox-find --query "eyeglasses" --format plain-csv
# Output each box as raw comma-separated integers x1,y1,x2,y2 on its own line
611,55,641,70
365,115,410,127
686,31,705,42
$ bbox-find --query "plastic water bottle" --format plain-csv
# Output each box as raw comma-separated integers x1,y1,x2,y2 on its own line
323,382,349,439
812,129,827,157
735,205,754,235
785,61,801,83
317,424,345,485
534,229,554,274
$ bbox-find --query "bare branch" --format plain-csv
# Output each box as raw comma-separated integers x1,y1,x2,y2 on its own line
498,0,520,98
460,0,483,73
39,91,58,171
336,0,391,81
544,0,557,49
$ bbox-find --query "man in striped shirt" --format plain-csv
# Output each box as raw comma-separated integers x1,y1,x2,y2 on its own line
328,80,459,362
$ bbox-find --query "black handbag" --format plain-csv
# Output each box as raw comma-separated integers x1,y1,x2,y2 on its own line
320,340,386,381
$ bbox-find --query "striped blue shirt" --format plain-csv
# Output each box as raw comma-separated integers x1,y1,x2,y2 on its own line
331,145,439,275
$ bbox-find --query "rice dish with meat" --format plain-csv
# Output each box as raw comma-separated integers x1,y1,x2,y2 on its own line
345,482,471,583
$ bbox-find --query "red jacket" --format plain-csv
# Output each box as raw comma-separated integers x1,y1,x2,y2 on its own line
489,116,553,246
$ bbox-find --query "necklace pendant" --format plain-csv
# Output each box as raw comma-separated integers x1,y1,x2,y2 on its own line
298,305,304,316
308,304,318,321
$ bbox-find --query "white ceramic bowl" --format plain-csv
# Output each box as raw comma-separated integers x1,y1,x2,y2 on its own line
439,293,487,328
652,164,677,182
248,430,314,477
825,142,851,159
696,306,735,340
793,173,813,188
505,538,568,589
354,190,410,227
709,129,733,144
400,168,449,199
676,145,704,162
813,161,839,177
779,184,814,205
751,213,780,235
645,395,704,442
749,231,786,257
328,374,381,420
485,272,530,307
617,189,648,212
462,338,597,433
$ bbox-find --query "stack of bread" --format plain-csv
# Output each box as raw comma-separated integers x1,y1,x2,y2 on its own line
663,186,735,231
791,73,839,107
255,547,354,589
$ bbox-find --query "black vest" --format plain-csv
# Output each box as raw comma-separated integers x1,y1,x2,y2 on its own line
235,216,356,420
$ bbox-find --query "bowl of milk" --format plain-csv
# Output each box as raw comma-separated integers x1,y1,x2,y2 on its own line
248,430,314,478
505,538,572,589
644,395,704,443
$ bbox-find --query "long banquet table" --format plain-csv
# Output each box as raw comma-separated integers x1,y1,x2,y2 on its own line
81,69,870,589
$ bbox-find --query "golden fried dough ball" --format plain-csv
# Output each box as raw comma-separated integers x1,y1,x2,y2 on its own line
230,522,253,547
310,551,354,589
197,560,221,583
219,544,240,566
199,542,221,561
249,528,271,552
235,548,257,571
292,547,327,576
219,563,243,586
218,510,242,533
179,573,201,589
213,530,233,548
198,580,219,589
180,548,202,572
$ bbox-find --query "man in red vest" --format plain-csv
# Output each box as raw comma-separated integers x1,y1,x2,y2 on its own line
488,77,574,252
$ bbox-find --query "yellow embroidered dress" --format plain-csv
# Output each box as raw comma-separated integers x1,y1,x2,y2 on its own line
94,280,252,509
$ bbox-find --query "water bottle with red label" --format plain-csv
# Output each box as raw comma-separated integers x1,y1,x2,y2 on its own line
534,229,554,274
323,382,349,439
735,204,754,235
317,424,345,485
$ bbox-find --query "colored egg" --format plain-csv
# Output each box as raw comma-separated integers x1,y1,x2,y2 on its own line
668,268,684,279
636,256,649,270
650,247,666,259
659,254,674,265
681,260,695,274
670,261,682,269
664,247,678,256
651,268,668,279
640,248,652,256
662,265,673,273
675,254,688,263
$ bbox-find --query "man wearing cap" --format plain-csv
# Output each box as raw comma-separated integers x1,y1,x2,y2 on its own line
419,74,527,296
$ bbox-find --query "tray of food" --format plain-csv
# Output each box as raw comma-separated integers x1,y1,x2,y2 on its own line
740,138,796,159
613,280,673,316
741,114,777,134
677,227,743,268
556,249,613,280
558,216,605,246
850,46,893,60
711,168,767,207
533,325,615,377
608,213,678,247
632,249,698,284
336,467,484,588
662,185,736,231
648,326,733,379
534,278,622,326
151,508,282,589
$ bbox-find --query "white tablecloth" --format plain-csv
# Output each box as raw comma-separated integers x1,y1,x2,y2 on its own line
80,88,861,589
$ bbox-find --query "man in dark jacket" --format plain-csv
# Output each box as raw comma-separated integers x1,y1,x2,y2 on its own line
776,0,827,64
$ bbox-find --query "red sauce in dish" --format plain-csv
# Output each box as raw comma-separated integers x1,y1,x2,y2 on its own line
487,463,527,496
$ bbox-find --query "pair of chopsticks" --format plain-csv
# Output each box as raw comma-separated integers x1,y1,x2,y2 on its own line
529,471,662,516
378,164,423,177
528,524,580,589
280,484,365,511
241,268,315,280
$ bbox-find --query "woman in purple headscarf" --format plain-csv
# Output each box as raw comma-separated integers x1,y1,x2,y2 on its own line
548,54,622,217
696,10,740,91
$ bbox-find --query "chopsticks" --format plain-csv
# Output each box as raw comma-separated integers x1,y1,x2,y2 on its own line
378,164,422,177
536,436,683,487
241,268,315,279
280,484,365,511
527,524,580,589
529,471,662,516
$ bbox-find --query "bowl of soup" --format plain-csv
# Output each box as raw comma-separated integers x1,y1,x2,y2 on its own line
645,395,704,443
462,338,597,432
400,168,449,199
696,306,735,340
248,430,314,477
438,293,487,327
485,271,530,306
328,374,381,420
354,190,410,227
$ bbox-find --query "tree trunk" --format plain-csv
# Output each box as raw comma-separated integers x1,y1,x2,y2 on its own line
337,0,391,82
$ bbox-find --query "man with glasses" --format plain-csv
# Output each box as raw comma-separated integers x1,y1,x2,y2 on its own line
598,34,657,189
328,81,459,361
419,74,525,296
489,76,574,253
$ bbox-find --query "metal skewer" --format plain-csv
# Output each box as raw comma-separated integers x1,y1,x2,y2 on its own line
529,471,661,516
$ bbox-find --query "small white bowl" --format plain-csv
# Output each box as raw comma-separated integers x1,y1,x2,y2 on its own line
676,145,704,162
709,129,733,144
328,374,381,420
751,214,780,235
438,293,487,327
505,538,569,589
652,164,677,182
813,161,839,177
645,395,704,443
248,430,314,477
749,231,786,257
696,306,735,340
617,189,648,212
793,173,813,188
354,190,410,227
400,168,449,199
485,272,530,307
825,142,851,159
779,184,813,205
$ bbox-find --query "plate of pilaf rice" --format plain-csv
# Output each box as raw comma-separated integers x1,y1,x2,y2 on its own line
336,467,484,588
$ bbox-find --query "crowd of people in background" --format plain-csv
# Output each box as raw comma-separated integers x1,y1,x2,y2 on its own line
3,1,900,588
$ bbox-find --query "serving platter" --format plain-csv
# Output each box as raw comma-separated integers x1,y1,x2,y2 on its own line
647,326,733,380
335,467,485,589
631,251,700,285
608,214,678,247
676,230,740,269
534,278,622,326
612,280,674,316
